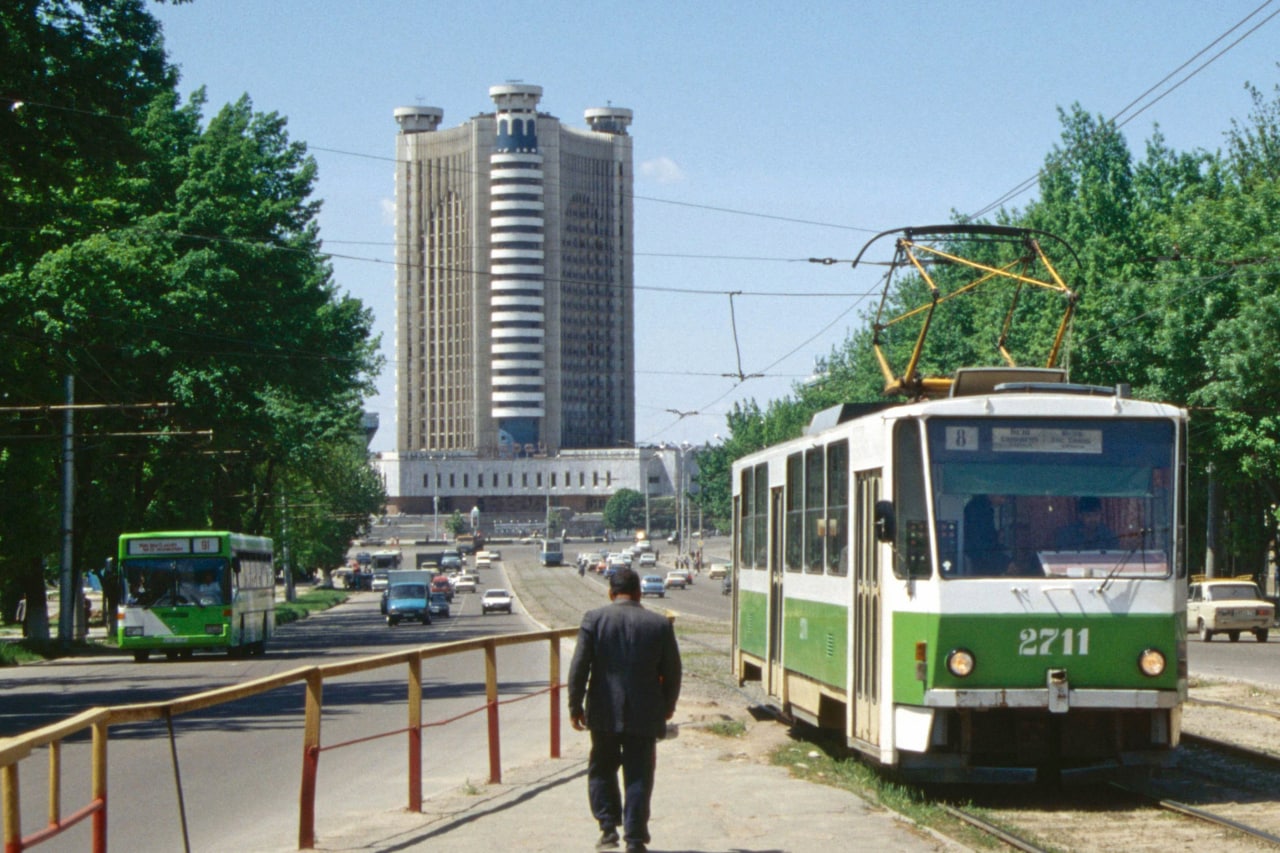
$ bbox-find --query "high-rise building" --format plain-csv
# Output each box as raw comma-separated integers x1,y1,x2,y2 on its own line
393,83,634,458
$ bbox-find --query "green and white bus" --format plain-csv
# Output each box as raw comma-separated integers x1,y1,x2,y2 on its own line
117,531,275,662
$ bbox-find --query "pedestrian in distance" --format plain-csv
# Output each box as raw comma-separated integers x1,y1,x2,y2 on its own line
569,567,682,853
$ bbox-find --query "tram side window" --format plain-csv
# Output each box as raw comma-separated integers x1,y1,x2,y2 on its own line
893,419,931,579
805,448,824,573
753,463,768,568
785,453,803,572
739,464,768,570
827,441,849,575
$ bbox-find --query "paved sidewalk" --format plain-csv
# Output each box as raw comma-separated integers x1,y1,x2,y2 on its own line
284,554,965,853
302,717,964,853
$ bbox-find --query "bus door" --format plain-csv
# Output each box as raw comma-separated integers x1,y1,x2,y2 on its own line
768,484,785,699
853,470,882,747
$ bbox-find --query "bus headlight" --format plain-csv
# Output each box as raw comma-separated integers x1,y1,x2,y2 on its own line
946,649,975,678
1138,648,1166,677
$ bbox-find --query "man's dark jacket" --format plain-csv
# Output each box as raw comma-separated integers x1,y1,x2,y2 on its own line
568,599,681,738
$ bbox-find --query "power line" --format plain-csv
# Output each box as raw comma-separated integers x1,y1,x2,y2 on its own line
965,1,1279,221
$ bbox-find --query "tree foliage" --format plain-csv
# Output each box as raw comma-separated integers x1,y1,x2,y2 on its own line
603,488,645,533
697,87,1280,577
0,1,384,634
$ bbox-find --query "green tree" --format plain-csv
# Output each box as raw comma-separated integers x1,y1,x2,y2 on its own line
603,489,645,533
0,1,384,638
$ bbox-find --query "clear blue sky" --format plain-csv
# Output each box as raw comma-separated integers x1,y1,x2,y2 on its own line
148,0,1280,453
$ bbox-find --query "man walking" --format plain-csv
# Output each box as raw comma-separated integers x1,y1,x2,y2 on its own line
569,567,682,853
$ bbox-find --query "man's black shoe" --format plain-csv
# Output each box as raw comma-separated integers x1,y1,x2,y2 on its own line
625,844,647,853
596,828,620,849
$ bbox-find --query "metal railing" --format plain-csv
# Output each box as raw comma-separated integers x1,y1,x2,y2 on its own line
0,627,577,851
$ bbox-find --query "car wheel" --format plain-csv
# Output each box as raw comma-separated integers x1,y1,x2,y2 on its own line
422,615,431,625
1255,629,1269,642
387,616,398,627
133,650,151,663
1199,620,1212,642
1228,631,1241,642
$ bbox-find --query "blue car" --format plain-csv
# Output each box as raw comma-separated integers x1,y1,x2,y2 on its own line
428,591,451,618
640,575,666,598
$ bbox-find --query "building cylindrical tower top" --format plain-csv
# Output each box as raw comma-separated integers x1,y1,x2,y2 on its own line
584,107,633,135
393,106,443,134
489,83,543,113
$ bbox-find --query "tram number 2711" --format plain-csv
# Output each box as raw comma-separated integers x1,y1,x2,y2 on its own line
1018,627,1090,656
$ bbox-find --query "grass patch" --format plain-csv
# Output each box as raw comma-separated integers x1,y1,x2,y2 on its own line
769,728,1000,849
0,636,116,666
275,588,348,625
704,720,747,738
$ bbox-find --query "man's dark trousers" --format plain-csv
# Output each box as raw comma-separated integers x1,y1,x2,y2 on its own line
587,730,656,844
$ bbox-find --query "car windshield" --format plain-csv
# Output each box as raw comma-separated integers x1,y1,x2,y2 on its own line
1207,583,1262,601
923,417,1178,580
484,590,507,597
389,584,426,599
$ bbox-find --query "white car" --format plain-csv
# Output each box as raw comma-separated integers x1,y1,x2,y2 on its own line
453,574,478,594
664,571,688,590
481,588,513,614
1188,578,1273,642
706,563,728,580
638,552,657,568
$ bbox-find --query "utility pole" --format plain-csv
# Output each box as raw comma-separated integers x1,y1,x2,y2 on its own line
59,375,75,648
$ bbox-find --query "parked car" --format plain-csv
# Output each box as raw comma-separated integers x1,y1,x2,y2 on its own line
664,571,688,590
1188,578,1274,642
428,591,451,618
706,563,729,580
453,574,478,594
481,588,513,614
640,575,666,598
371,571,390,592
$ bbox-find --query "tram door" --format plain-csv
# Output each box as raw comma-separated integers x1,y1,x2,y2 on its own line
767,485,785,698
852,470,882,746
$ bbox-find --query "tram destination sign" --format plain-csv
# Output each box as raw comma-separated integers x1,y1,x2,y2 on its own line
991,427,1102,454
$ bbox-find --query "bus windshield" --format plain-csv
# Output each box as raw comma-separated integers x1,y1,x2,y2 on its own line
925,417,1177,580
122,557,228,607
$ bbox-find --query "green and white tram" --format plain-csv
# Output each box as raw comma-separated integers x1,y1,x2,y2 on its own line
117,531,275,662
730,369,1187,782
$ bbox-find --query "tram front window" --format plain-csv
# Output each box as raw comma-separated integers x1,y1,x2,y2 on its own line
926,418,1177,579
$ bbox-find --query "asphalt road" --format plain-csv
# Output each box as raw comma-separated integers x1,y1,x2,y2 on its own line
4,530,1276,850
0,557,566,852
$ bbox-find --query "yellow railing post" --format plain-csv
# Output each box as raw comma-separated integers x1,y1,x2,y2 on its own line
91,721,107,853
46,742,59,833
407,655,422,812
549,636,562,758
3,762,19,853
484,641,501,784
298,669,323,850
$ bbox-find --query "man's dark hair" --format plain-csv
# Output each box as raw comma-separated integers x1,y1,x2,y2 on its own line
1078,496,1102,513
610,567,641,596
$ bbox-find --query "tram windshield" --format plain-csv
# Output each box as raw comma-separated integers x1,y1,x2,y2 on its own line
925,418,1177,580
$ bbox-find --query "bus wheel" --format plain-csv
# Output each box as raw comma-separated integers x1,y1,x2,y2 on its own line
165,651,178,661
253,642,267,656
179,650,193,659
133,651,151,663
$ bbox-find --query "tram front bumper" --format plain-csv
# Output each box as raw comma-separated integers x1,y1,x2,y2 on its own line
923,687,1181,711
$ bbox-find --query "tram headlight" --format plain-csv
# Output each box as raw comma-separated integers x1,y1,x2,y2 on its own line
1137,648,1166,677
946,648,975,678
